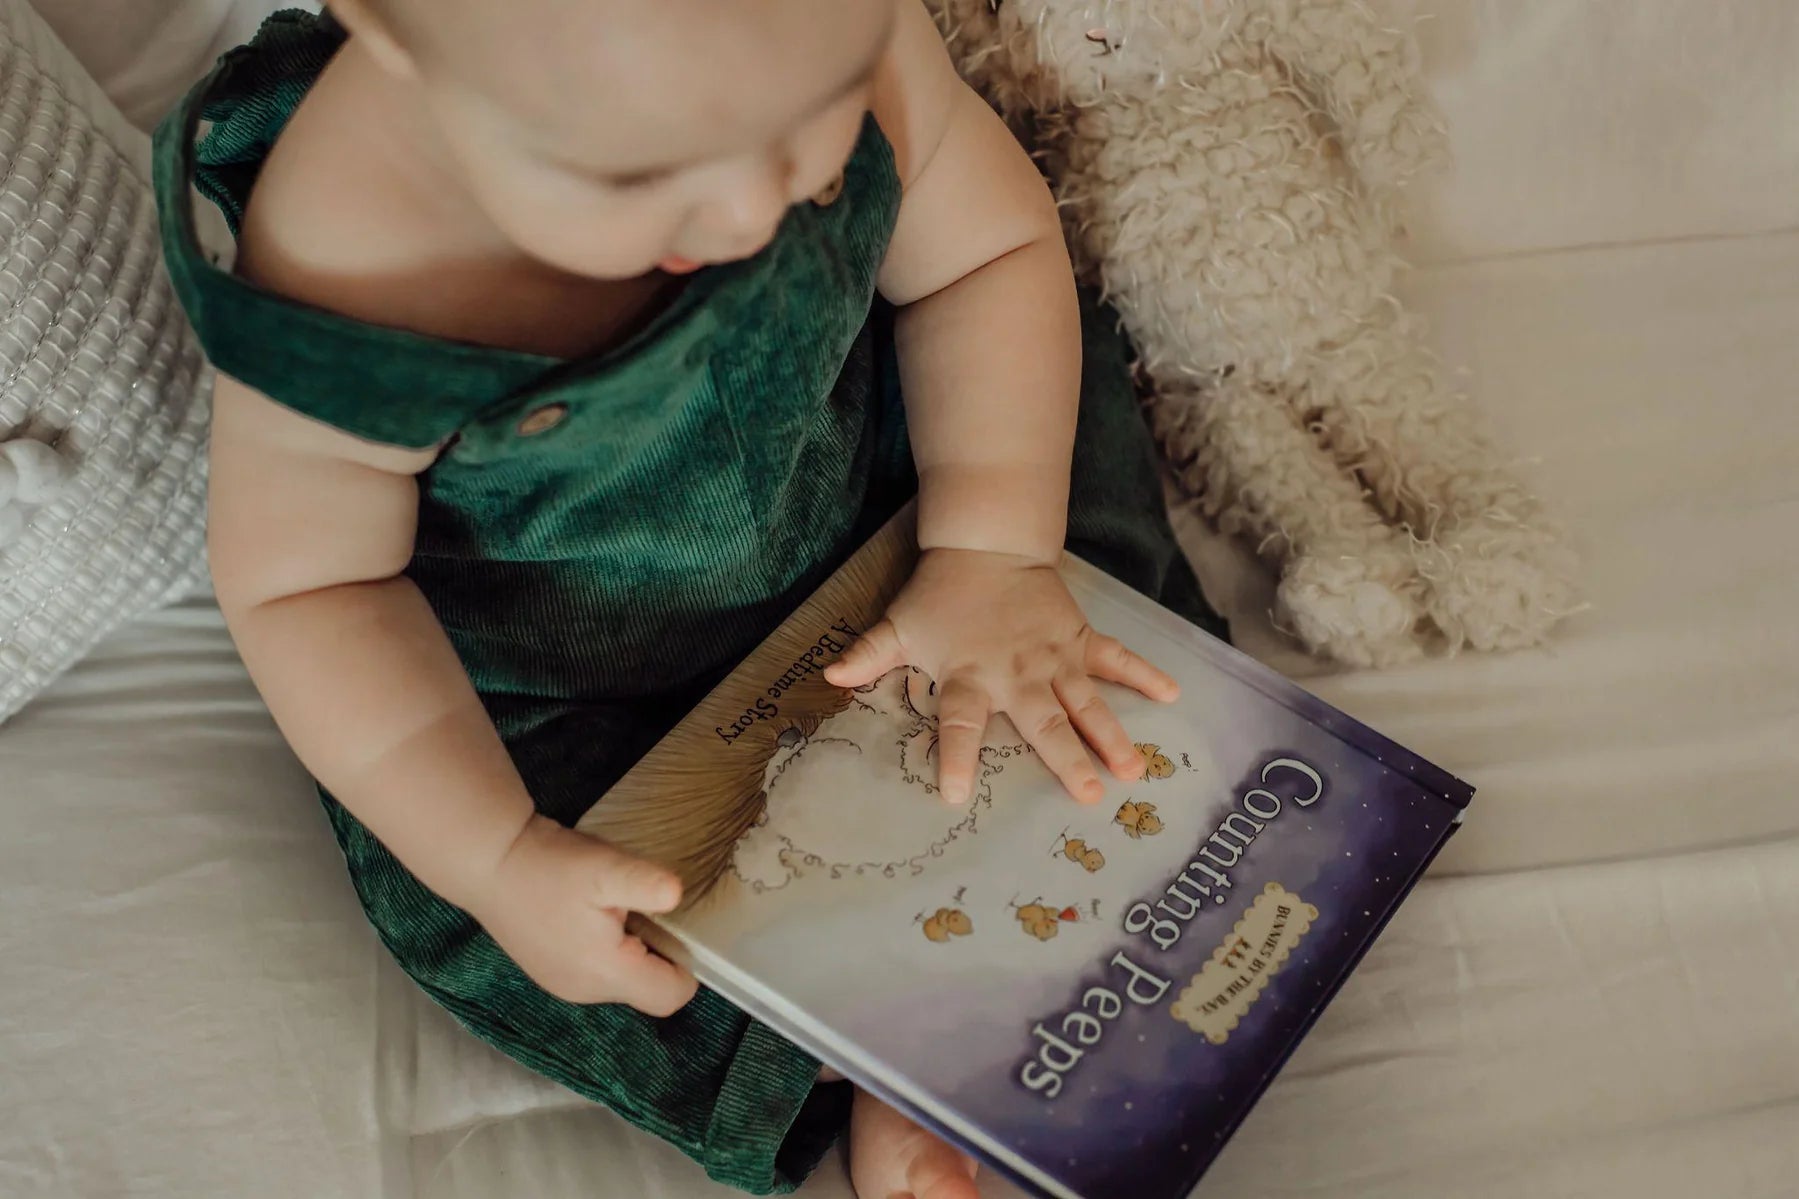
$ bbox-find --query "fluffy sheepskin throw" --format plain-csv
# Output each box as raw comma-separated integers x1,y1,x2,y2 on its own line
931,0,1578,666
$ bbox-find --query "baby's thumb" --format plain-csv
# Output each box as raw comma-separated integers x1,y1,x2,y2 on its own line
824,619,905,688
610,938,699,1018
587,842,683,914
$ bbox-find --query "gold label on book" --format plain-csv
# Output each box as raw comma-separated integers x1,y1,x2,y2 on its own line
1169,882,1318,1044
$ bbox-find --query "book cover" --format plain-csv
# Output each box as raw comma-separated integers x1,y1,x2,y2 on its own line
580,506,1473,1199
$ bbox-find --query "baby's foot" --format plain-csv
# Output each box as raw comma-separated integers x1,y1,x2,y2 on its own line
849,1087,981,1199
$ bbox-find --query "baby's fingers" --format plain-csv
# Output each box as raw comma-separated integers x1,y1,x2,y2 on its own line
1014,688,1104,805
1054,670,1141,783
607,935,699,1017
1085,633,1179,702
584,840,684,914
935,680,990,805
824,619,907,689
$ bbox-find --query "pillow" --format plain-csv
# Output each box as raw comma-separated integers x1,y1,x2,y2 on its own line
27,0,310,132
0,0,209,722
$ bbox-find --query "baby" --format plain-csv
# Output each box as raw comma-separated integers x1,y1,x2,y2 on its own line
153,1,1227,1195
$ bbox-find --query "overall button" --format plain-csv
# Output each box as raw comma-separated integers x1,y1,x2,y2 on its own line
517,403,568,436
811,173,845,207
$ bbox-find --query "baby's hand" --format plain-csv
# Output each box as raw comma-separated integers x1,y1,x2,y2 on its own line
824,548,1179,804
467,816,698,1015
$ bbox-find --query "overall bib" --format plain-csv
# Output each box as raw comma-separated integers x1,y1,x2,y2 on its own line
155,12,1227,1191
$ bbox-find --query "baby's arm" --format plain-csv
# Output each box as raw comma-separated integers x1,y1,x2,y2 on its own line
208,370,692,1014
872,2,1077,566
828,4,1178,801
208,381,526,902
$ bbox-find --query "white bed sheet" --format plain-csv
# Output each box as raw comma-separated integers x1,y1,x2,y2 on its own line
1405,0,1799,263
6,0,1799,1196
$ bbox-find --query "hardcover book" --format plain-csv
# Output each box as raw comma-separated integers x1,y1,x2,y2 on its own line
580,505,1473,1199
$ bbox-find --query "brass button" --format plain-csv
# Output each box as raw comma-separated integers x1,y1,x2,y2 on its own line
516,404,568,436
811,173,845,208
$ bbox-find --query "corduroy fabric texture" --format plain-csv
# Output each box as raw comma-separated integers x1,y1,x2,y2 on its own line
153,10,1224,1192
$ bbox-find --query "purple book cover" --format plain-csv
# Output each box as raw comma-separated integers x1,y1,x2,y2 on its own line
583,508,1473,1199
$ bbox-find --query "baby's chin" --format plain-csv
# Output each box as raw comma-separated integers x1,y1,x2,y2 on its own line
518,238,773,284
500,224,718,283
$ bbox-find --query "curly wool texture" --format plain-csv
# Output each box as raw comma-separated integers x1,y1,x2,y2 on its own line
931,0,1578,666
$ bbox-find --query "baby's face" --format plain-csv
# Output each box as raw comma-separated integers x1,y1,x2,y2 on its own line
401,0,896,280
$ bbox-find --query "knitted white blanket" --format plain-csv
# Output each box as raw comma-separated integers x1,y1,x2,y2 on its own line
0,0,208,721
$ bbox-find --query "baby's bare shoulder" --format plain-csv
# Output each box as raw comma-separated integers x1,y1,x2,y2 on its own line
236,44,645,360
235,54,449,331
873,0,966,188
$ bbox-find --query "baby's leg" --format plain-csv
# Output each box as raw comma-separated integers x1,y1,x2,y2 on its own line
321,791,850,1194
849,1086,981,1199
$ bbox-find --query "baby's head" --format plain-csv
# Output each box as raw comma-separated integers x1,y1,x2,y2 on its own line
334,0,897,279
